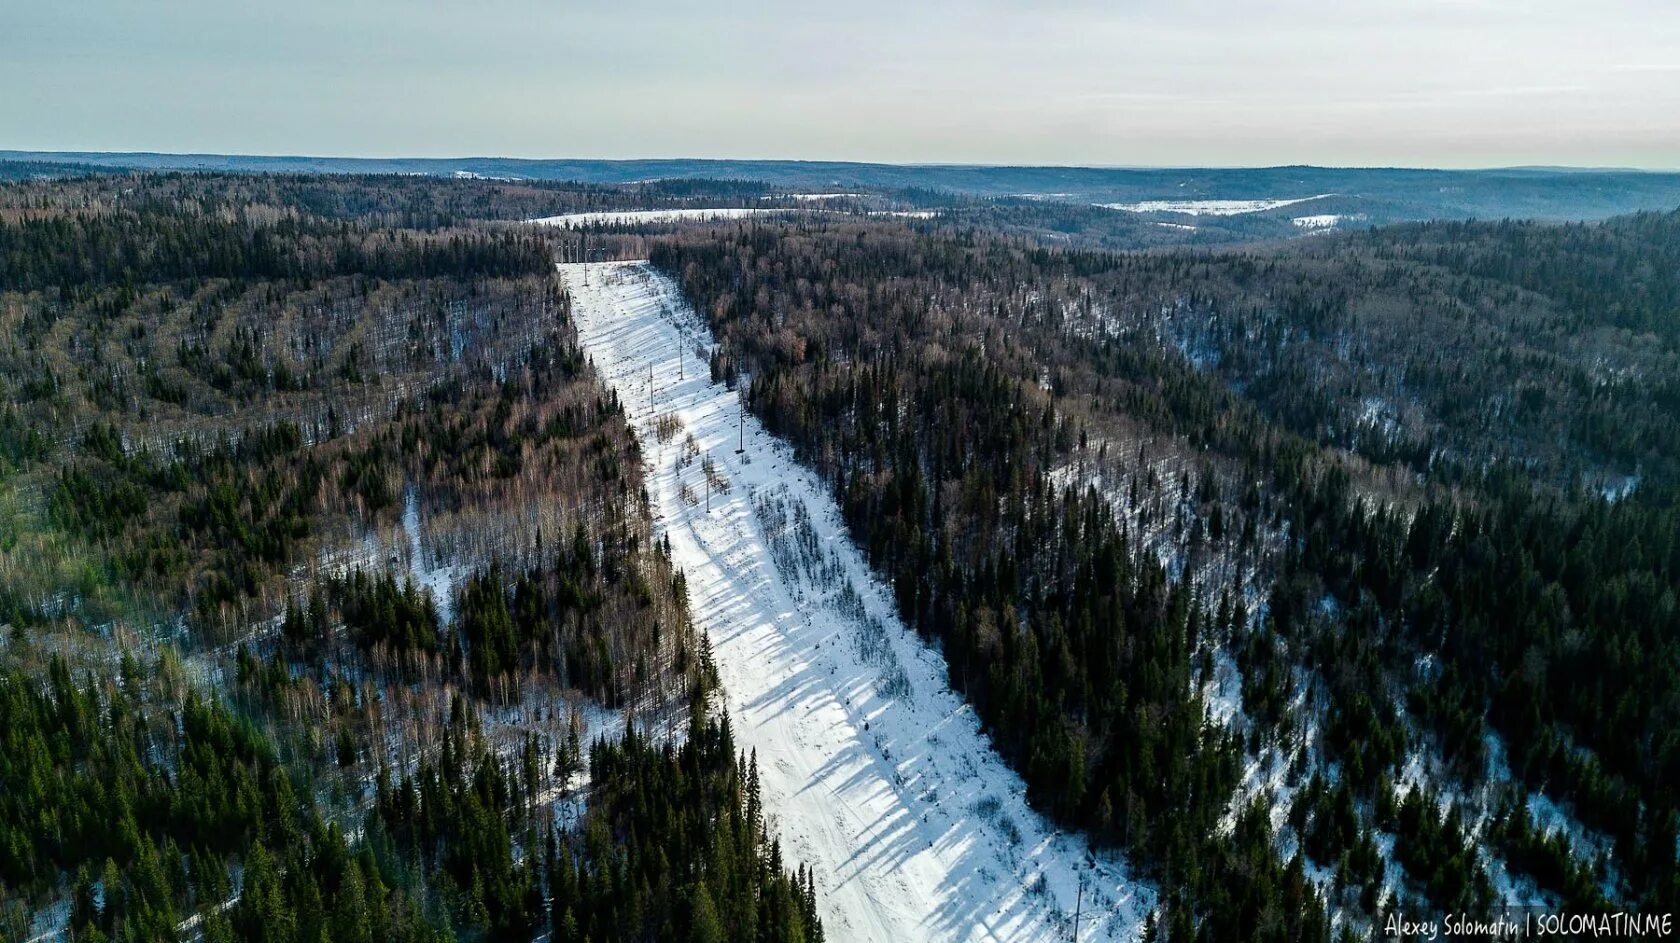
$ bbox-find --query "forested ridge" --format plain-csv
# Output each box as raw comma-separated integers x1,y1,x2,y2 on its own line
0,174,823,942
0,210,545,291
1085,210,1680,490
0,171,825,237
650,211,1680,936
1074,212,1680,910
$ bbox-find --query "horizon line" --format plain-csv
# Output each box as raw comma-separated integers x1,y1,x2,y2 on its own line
2,148,1676,176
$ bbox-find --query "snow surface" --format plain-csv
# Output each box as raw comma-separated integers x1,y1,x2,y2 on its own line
1600,474,1640,503
564,260,1153,943
530,207,941,229
531,208,800,228
402,486,461,624
870,209,941,219
1290,214,1343,229
1097,195,1332,216
23,899,70,943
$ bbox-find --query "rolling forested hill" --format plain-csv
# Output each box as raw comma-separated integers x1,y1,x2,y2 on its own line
7,153,1680,225
0,173,821,943
648,207,1680,935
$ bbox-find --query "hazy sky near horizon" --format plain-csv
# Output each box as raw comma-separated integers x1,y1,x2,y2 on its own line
4,0,1678,168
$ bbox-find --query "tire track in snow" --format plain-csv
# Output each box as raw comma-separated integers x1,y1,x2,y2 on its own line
564,261,1153,943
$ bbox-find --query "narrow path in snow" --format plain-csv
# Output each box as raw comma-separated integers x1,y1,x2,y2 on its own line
563,261,1152,943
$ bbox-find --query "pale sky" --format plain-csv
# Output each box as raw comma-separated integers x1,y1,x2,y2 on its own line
4,0,1678,168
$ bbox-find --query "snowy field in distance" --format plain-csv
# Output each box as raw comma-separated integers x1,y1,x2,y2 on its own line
531,207,801,227
1098,194,1332,215
564,260,1153,943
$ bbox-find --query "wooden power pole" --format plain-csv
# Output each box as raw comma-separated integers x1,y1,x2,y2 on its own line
1073,874,1085,942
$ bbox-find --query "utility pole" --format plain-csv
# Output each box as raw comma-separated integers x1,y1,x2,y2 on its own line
1073,873,1085,942
737,386,749,454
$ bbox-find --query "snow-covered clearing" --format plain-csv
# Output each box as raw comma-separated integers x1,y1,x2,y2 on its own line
401,485,461,625
531,208,801,228
1097,195,1332,216
530,207,941,231
452,170,523,181
564,260,1153,943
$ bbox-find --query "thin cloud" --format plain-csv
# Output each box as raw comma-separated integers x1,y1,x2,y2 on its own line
0,0,1676,167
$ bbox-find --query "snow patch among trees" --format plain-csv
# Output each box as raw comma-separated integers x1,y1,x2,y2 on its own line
1097,195,1333,216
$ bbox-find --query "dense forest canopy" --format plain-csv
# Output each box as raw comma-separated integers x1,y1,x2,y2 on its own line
649,207,1680,934
0,173,822,943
